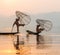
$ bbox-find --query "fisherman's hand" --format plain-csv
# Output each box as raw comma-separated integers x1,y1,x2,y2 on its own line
23,24,25,26
40,28,45,31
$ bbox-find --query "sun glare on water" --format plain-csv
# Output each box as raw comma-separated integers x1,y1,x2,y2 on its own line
0,50,16,53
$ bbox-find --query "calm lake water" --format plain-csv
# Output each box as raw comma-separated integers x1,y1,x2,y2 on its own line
0,35,60,55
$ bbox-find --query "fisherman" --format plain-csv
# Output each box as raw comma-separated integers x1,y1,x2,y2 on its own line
36,24,44,45
12,12,25,50
13,18,25,32
26,24,45,45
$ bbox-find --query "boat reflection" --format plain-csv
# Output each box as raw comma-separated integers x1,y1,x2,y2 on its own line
12,33,52,55
0,34,53,55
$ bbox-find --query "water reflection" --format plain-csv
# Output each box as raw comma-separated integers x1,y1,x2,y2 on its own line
0,35,60,55
14,34,52,55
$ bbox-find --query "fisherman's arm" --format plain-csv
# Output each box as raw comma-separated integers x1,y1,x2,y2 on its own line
19,24,25,26
38,28,45,32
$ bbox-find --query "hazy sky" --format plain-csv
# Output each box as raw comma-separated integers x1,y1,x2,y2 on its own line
0,0,60,16
0,0,60,33
0,0,60,44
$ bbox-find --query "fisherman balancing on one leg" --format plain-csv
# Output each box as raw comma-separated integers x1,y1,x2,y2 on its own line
26,24,45,45
12,12,25,50
12,11,31,50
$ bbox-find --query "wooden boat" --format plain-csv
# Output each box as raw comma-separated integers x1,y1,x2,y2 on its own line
0,32,18,35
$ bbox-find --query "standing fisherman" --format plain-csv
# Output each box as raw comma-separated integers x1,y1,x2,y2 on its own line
12,11,25,50
26,24,45,45
13,17,25,33
36,24,44,45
